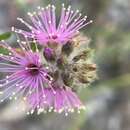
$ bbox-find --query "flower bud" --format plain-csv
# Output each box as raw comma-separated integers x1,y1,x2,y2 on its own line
79,63,96,71
72,49,92,62
62,41,74,56
48,70,59,81
61,72,73,86
43,47,56,62
56,56,67,70
72,63,97,84
47,41,58,49
77,75,90,83
78,71,97,84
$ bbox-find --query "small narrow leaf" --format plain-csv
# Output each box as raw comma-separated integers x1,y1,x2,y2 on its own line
30,42,37,52
0,32,12,41
0,45,10,55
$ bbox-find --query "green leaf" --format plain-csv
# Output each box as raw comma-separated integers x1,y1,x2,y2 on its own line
30,42,37,52
0,45,10,55
0,32,12,41
30,42,42,52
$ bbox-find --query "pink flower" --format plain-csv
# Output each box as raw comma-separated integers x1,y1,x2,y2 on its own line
13,4,92,45
0,40,53,103
28,87,85,115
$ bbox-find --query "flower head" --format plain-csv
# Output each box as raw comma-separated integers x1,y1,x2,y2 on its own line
13,4,92,45
0,4,96,115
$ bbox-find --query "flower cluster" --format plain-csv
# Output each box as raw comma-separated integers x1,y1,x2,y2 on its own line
0,4,96,116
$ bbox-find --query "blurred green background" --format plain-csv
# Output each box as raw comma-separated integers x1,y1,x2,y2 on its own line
0,0,130,130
